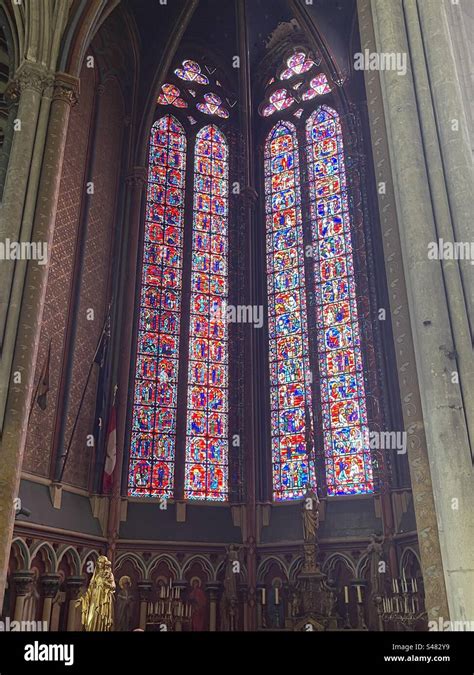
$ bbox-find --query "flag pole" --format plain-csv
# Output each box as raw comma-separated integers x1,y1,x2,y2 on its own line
27,337,52,424
57,312,110,483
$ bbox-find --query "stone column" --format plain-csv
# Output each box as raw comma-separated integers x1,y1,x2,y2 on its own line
369,0,473,622
402,0,474,461
12,571,35,622
0,73,78,610
206,583,219,632
0,63,54,412
137,581,152,631
416,0,474,324
40,573,61,627
357,0,449,623
65,576,85,631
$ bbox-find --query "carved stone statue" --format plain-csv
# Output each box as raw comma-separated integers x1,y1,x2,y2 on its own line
115,575,134,632
76,555,115,631
366,533,385,596
219,544,241,631
302,485,320,543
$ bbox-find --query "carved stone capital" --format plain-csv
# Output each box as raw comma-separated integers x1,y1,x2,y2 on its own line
15,63,54,95
12,570,35,596
4,79,21,108
125,166,148,189
53,73,80,107
65,576,85,599
40,573,62,599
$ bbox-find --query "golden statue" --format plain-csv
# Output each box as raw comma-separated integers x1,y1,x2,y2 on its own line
76,555,115,631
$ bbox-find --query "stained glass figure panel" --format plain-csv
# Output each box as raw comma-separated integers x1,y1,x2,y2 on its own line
185,125,229,501
128,115,187,498
265,121,316,501
306,106,373,495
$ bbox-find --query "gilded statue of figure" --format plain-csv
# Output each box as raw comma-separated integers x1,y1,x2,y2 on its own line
302,485,320,543
76,555,115,631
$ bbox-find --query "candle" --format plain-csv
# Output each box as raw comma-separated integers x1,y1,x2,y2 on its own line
356,585,362,604
344,586,349,604
261,587,266,605
401,573,407,593
275,586,280,605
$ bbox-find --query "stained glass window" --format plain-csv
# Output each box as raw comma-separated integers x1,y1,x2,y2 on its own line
174,59,209,85
306,106,373,495
261,89,296,117
302,74,331,100
280,52,315,80
185,125,229,501
265,121,316,501
128,115,186,498
196,93,229,119
157,83,188,109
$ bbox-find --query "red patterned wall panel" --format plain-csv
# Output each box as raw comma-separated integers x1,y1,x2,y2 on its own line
23,61,96,476
62,79,124,487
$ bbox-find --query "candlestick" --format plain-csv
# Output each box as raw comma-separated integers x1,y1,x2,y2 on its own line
344,586,349,604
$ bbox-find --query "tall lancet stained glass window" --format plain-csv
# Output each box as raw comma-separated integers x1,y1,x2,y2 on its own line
128,115,186,497
185,125,229,501
306,106,373,495
265,121,316,501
